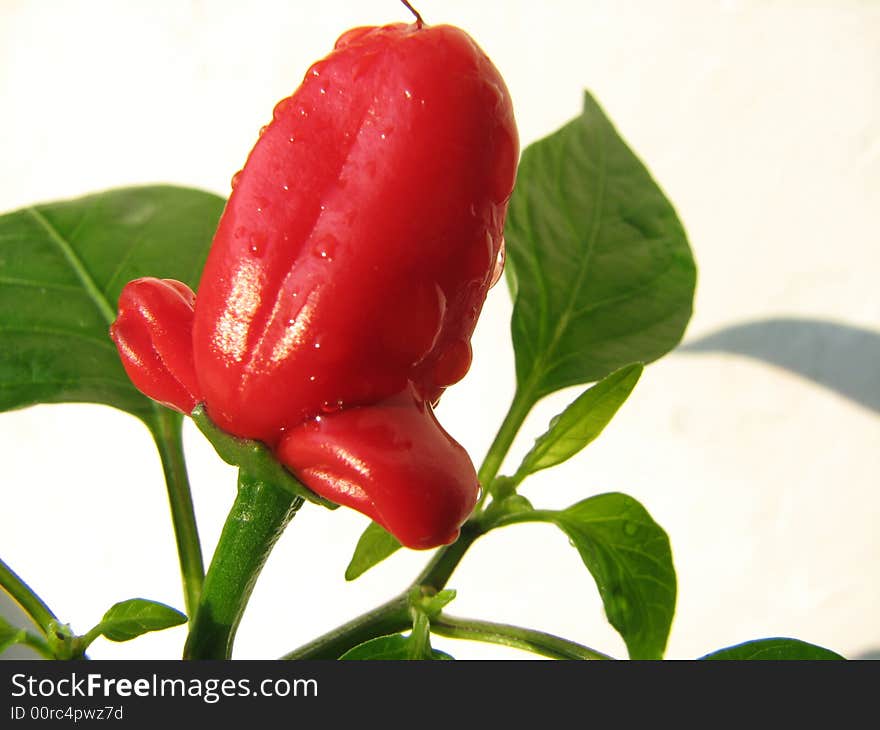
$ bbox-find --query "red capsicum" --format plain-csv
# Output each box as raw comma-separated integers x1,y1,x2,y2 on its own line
110,20,518,549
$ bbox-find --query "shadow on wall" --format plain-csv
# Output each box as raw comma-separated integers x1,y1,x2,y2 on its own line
679,317,880,415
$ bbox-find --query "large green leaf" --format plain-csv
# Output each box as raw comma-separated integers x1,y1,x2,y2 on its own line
700,638,844,660
0,186,224,419
94,598,187,643
496,492,675,659
505,91,696,400
513,363,643,484
345,521,402,581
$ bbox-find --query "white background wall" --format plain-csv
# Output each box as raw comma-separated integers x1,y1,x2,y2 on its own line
1,0,878,660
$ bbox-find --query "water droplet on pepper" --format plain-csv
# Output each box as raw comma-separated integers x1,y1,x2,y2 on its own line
313,236,337,261
248,231,267,257
321,399,344,414
273,97,292,120
490,237,506,288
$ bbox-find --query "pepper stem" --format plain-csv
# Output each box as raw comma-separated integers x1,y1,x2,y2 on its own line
184,471,302,659
400,0,425,27
475,383,536,507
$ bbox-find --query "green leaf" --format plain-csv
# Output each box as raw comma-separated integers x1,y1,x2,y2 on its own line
483,494,534,526
505,91,696,399
345,521,402,580
408,586,457,619
700,638,845,660
95,598,187,643
420,589,457,618
514,363,643,482
504,493,675,659
191,405,333,508
489,475,517,500
339,633,454,660
0,186,224,419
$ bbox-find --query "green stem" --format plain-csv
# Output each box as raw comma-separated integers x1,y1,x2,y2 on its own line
490,509,557,529
407,611,431,659
148,408,204,619
281,596,410,660
475,384,535,508
282,520,487,660
184,472,302,659
79,624,104,653
431,613,614,660
414,520,486,591
20,632,54,659
0,557,57,635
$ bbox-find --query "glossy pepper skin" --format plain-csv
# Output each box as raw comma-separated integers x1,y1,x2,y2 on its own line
110,21,519,549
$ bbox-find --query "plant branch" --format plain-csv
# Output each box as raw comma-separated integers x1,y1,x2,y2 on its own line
281,595,411,660
431,613,614,660
475,384,535,508
0,557,57,636
414,520,486,591
20,631,54,659
148,408,204,619
488,508,557,530
184,472,302,659
282,520,489,660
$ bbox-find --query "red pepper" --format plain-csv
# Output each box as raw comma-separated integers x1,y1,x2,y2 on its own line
112,277,200,413
110,21,518,549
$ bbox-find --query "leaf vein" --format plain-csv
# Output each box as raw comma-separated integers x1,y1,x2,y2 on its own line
25,207,116,325
0,325,116,349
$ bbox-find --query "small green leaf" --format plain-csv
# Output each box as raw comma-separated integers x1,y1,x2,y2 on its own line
191,404,333,508
339,633,454,660
515,363,643,482
505,91,696,400
345,521,402,580
483,494,534,526
489,475,517,500
420,589,457,618
0,186,224,420
555,494,675,660
95,598,187,643
506,493,675,659
700,638,845,660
